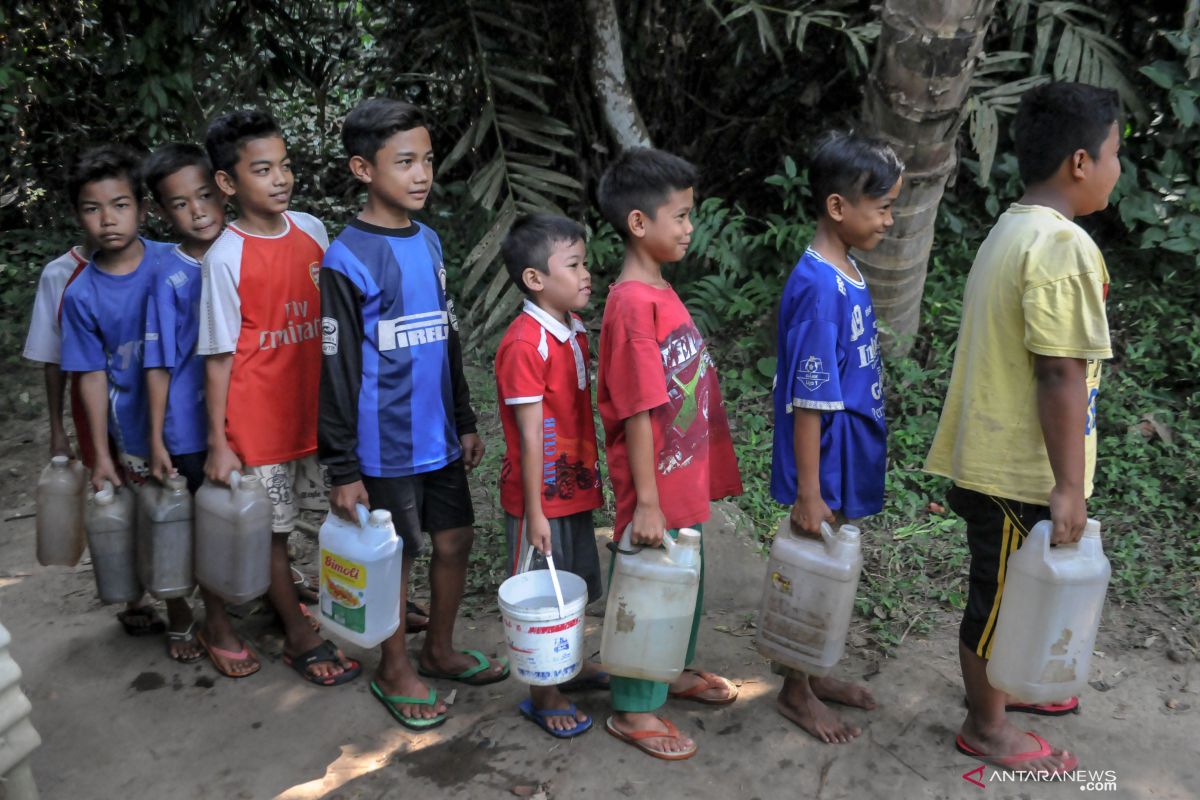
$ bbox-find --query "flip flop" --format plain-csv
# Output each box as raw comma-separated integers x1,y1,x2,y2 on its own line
962,695,1081,716
605,716,697,761
418,648,509,686
117,606,166,637
166,621,205,664
369,681,447,731
955,732,1079,773
518,698,592,739
406,600,430,634
667,669,739,706
196,630,261,679
283,639,362,687
560,670,611,693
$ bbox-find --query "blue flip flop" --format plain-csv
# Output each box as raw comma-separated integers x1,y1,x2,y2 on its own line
518,697,593,739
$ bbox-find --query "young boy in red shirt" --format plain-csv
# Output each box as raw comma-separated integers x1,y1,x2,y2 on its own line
595,148,744,760
495,214,607,738
198,109,359,686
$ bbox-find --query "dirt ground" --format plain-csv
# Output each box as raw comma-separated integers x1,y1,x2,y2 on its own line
2,421,1197,800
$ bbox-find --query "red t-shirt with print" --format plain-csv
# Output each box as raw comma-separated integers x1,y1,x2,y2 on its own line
495,302,602,520
597,280,742,539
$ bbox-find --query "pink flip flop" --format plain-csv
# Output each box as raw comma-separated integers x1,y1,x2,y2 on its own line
955,732,1079,773
196,630,261,679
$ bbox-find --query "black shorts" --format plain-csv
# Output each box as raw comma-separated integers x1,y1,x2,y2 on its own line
171,451,207,494
948,486,1051,659
362,459,475,556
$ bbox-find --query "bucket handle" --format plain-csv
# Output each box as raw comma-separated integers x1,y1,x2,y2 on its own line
518,523,568,619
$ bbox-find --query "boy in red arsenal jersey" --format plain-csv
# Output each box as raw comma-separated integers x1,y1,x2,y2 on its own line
595,148,744,760
197,109,360,686
495,214,607,739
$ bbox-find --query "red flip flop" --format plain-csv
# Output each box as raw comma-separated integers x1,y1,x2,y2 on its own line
667,669,739,706
605,716,697,760
955,732,1079,773
1007,697,1080,716
196,630,261,679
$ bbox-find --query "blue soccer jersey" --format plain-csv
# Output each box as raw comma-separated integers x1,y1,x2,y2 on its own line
770,248,887,518
318,219,476,483
143,245,207,455
61,239,170,459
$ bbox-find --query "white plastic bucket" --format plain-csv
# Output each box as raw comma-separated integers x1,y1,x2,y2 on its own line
498,550,588,686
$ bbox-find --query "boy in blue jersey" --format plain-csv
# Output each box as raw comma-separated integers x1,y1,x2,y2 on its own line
142,143,260,673
319,98,505,730
769,131,903,743
59,145,194,644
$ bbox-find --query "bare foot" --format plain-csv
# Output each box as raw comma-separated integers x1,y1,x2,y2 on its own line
164,599,202,662
530,685,588,733
777,675,861,743
608,712,696,756
959,714,1074,773
374,670,447,722
810,675,877,710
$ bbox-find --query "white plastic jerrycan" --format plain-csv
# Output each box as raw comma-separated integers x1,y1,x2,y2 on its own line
600,527,701,683
36,455,87,566
194,471,273,605
319,505,403,648
755,519,863,676
137,474,195,599
987,518,1111,704
85,483,141,604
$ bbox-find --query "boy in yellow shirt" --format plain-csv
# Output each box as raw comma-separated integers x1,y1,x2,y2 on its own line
925,82,1121,775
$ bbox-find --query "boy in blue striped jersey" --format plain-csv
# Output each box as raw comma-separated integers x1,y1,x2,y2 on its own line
318,98,508,730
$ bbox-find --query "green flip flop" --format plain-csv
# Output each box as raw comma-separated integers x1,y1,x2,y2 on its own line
369,681,447,731
417,648,510,686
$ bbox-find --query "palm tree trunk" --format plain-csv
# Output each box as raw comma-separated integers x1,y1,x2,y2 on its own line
858,0,998,353
585,0,652,150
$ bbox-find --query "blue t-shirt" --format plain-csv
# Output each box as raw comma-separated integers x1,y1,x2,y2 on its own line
143,246,207,455
770,248,887,518
320,219,461,477
61,239,170,459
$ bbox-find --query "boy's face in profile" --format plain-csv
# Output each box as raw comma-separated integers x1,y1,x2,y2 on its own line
1078,121,1122,216
635,186,694,264
831,176,902,252
362,126,434,214
157,165,224,247
76,176,143,255
526,238,591,314
220,135,293,217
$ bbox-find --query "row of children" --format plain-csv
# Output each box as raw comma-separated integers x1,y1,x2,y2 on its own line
25,79,1118,769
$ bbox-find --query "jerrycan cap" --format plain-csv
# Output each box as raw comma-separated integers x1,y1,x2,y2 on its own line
368,509,393,527
837,524,861,542
165,474,187,492
675,528,701,548
50,455,70,468
94,482,115,505
1083,518,1101,539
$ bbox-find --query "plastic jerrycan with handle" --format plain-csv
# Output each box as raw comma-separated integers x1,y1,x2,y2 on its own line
137,474,195,599
755,519,863,676
194,471,273,605
85,483,141,604
600,527,701,682
36,455,88,566
318,505,404,648
987,518,1111,704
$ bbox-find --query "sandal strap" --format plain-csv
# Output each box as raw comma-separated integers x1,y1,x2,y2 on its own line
292,639,342,667
371,683,438,706
623,717,681,741
166,621,198,641
453,648,490,679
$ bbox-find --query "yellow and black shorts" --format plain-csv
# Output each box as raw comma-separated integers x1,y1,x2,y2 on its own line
947,486,1051,659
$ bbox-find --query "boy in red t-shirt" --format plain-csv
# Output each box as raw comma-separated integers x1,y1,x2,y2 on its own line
595,148,744,760
495,214,608,739
198,109,360,686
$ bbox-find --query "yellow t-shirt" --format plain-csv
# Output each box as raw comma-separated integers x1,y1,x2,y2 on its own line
924,204,1112,505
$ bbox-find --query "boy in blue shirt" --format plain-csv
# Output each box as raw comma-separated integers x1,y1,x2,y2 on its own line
142,143,259,674
59,145,195,648
770,132,903,743
319,98,503,730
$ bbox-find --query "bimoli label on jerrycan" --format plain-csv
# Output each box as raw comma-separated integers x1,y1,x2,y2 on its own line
137,474,195,599
36,455,88,566
600,526,701,683
755,519,863,677
318,505,403,649
987,518,1111,704
85,482,141,604
194,471,273,605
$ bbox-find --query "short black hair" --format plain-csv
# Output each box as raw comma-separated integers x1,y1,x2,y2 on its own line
67,145,143,209
342,98,429,160
501,214,587,294
204,109,282,175
142,143,214,204
808,131,904,219
1014,82,1120,186
597,147,698,237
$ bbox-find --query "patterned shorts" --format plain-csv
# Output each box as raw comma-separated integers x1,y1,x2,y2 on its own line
244,455,330,533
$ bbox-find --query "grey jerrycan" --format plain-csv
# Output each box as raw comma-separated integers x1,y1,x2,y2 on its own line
85,483,141,604
137,474,195,599
36,455,87,566
194,471,273,605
